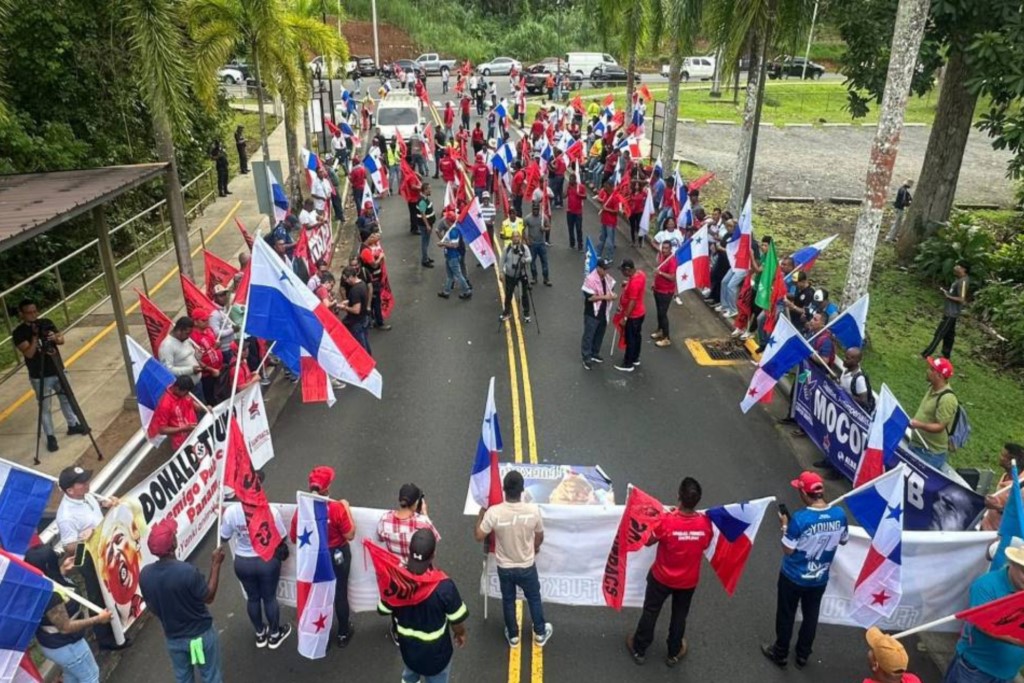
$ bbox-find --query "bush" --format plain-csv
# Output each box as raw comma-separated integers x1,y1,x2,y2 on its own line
991,233,1024,283
973,280,1024,366
913,215,994,287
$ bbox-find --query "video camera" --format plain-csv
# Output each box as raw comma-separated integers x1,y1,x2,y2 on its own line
31,319,58,354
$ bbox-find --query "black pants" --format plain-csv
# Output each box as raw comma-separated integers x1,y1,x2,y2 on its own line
770,572,826,661
503,274,529,316
234,555,282,634
654,292,672,339
632,572,694,657
407,202,419,233
567,212,582,249
236,145,248,173
79,553,118,647
371,286,385,326
624,315,644,366
216,166,229,196
629,213,642,244
709,255,730,302
332,544,352,636
923,315,958,359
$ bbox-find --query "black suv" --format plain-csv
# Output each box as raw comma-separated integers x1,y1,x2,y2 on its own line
766,56,825,80
349,56,378,78
523,63,583,94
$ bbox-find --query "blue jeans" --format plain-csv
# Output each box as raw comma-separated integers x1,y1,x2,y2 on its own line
567,212,582,249
402,660,452,683
597,225,616,261
910,444,948,471
443,256,471,294
529,242,549,281
29,375,79,437
165,626,222,683
40,638,99,683
497,565,547,637
720,268,747,314
420,225,433,264
234,555,282,634
943,652,1007,683
347,319,372,355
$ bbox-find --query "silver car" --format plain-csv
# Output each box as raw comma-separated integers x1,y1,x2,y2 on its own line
477,56,522,77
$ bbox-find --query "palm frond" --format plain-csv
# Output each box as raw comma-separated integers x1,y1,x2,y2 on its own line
190,21,239,109
123,0,192,134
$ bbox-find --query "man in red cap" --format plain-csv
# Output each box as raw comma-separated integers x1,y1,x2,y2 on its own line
909,356,960,471
762,470,848,669
139,518,226,682
290,466,357,648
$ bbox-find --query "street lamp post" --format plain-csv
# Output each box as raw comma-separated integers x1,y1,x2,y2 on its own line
801,0,820,80
371,0,380,69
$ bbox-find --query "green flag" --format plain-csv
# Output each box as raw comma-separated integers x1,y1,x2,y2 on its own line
755,240,778,310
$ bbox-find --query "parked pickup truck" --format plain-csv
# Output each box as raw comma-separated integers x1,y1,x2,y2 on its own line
414,53,456,75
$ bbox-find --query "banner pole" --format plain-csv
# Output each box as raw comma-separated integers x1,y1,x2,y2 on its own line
55,584,107,616
892,613,959,640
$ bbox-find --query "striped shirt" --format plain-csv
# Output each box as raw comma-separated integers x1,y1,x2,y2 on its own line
479,203,497,226
377,511,440,562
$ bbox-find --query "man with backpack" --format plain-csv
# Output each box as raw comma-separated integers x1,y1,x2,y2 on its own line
839,347,875,413
909,357,966,471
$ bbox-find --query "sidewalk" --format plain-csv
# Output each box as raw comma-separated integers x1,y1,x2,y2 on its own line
0,118,290,478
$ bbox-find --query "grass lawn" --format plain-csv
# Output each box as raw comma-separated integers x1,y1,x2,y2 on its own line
692,176,1024,473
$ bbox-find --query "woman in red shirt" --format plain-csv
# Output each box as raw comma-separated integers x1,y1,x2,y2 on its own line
289,466,356,648
652,240,677,347
629,181,647,248
190,309,224,404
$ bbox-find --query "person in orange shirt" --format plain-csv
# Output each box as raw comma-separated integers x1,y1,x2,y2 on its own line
982,444,1024,531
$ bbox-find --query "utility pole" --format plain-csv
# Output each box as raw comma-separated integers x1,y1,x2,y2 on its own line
841,0,931,307
371,0,380,68
801,0,819,80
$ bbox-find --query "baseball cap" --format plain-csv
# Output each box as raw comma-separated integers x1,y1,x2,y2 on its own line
482,190,491,198
619,258,636,271
866,627,909,675
813,288,826,303
793,270,808,282
191,308,211,321
597,258,613,269
926,356,954,379
147,517,178,556
59,466,92,491
503,470,525,496
790,471,824,494
399,483,423,508
308,465,335,492
407,528,436,575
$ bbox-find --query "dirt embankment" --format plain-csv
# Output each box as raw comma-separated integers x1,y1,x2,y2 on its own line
341,19,420,64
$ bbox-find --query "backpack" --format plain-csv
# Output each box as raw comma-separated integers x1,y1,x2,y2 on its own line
849,370,876,414
936,389,971,451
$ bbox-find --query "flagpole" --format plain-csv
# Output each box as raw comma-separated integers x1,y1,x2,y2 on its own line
891,613,959,640
253,340,278,377
827,463,906,510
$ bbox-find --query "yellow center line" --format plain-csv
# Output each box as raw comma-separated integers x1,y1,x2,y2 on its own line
0,201,242,424
508,600,523,681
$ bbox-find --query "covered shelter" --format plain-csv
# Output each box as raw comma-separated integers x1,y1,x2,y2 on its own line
0,163,170,395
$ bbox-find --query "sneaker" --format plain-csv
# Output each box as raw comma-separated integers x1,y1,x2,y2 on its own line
46,435,58,452
505,628,520,648
655,338,671,347
614,364,634,373
590,356,604,364
675,296,685,305
336,623,355,648
740,332,752,341
67,424,88,435
665,639,688,666
259,377,272,387
633,361,641,367
523,315,532,322
730,328,743,338
713,304,724,312
459,291,473,299
650,331,664,340
544,280,551,287
255,627,269,648
724,310,737,319
796,656,809,669
500,313,511,321
534,623,553,647
625,635,645,665
437,291,450,299
376,324,393,331
267,623,293,650
761,643,787,668
422,261,435,268
582,359,593,370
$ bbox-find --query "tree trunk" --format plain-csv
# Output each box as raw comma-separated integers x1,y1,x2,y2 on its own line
662,45,684,168
841,0,930,307
625,44,637,123
897,46,979,260
728,27,767,214
152,112,193,280
284,104,302,206
253,47,274,225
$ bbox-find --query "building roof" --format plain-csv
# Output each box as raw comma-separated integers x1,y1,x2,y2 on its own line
0,164,168,253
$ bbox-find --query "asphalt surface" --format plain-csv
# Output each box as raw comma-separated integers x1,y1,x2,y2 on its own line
108,91,944,683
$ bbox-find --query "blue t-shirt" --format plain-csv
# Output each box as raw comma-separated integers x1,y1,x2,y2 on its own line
781,506,848,587
443,226,463,259
139,559,213,640
956,569,1024,679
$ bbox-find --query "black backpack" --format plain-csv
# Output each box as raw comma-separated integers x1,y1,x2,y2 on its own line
850,370,876,414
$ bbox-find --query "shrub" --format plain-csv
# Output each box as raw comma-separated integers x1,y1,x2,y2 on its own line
973,280,1024,366
913,215,994,287
991,233,1024,283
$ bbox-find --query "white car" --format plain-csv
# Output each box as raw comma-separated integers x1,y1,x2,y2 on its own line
477,57,522,77
375,93,425,139
217,67,245,85
660,56,716,81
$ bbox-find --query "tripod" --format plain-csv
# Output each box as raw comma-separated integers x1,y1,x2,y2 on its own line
32,345,103,466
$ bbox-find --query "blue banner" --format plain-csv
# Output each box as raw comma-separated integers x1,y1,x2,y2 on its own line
793,365,984,531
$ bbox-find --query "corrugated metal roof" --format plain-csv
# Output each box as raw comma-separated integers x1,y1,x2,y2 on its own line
0,164,168,253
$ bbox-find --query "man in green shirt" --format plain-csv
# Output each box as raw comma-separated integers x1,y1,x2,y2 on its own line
909,357,959,471
922,260,969,359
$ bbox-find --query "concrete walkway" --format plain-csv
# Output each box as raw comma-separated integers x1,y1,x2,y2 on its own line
0,119,291,477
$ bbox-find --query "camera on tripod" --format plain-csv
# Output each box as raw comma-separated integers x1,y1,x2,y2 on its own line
32,321,58,354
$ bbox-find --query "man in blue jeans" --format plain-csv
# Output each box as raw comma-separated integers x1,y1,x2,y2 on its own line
475,471,553,649
140,518,225,683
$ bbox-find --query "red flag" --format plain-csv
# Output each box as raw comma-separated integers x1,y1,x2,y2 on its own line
293,229,311,272
203,250,240,297
603,486,664,610
235,217,254,249
137,291,172,356
611,110,625,130
300,355,330,404
363,539,448,607
638,84,653,102
422,123,435,162
570,95,584,114
234,263,251,307
763,266,789,334
957,589,1024,641
324,117,341,137
180,274,216,318
380,264,395,319
687,171,716,192
223,417,281,562
602,93,615,107
611,312,628,350
395,129,408,159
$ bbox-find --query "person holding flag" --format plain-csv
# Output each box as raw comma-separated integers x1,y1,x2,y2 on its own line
147,377,199,451
566,171,587,251
651,240,677,349
581,258,616,370
626,477,712,667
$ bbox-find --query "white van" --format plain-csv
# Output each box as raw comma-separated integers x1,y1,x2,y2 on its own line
375,93,424,140
565,52,618,79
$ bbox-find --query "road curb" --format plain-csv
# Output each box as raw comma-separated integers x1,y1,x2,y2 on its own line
766,195,816,203
706,119,736,125
829,196,861,205
783,123,813,128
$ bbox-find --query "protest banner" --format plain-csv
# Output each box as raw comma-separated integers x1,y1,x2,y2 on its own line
463,463,615,514
86,385,274,643
818,526,995,632
793,364,984,530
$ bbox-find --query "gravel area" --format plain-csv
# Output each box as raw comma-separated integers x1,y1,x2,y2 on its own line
672,122,1016,206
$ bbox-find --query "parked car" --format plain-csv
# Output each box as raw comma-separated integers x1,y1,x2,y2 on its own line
660,56,716,81
767,56,825,80
476,56,522,77
217,66,245,85
414,53,456,75
383,59,426,81
590,63,640,85
347,56,377,78
375,93,425,139
523,63,583,94
307,55,345,79
224,60,252,80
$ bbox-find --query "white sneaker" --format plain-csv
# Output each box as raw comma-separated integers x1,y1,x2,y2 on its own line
674,296,684,305
730,328,742,338
713,305,724,312
724,311,737,319
534,623,553,647
741,332,752,340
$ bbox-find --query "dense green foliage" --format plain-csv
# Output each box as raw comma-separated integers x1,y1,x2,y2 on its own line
913,217,996,287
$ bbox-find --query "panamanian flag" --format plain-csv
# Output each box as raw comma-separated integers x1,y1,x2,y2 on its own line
853,384,910,487
0,459,53,556
675,226,710,293
821,293,869,349
789,234,838,277
846,466,906,627
740,316,814,413
300,148,321,189
266,167,289,223
295,492,336,659
726,195,753,270
457,197,496,269
703,496,775,595
470,377,503,508
0,549,52,682
126,336,175,446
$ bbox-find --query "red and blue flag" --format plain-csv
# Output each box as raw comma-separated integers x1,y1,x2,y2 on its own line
853,384,910,487
470,377,503,509
703,497,774,595
846,466,906,626
296,492,336,659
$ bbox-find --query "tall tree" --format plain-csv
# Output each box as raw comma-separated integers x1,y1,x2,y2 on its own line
842,0,931,307
619,0,651,118
123,0,196,279
651,0,705,167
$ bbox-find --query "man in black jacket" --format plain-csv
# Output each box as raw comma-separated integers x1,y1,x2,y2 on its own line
885,179,913,242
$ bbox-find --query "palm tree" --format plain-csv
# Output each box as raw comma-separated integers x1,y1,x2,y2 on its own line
122,0,196,279
589,0,652,116
650,0,705,171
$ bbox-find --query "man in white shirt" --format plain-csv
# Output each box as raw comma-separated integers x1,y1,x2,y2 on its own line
159,317,203,401
311,167,333,214
839,347,874,412
653,219,685,251
298,198,321,230
209,285,236,362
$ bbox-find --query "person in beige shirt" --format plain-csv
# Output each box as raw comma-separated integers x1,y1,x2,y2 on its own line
475,470,553,649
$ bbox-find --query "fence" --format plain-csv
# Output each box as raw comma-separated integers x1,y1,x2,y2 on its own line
0,168,218,381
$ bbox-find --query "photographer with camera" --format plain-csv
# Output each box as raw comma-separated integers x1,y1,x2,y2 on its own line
12,299,86,452
377,483,441,564
499,231,533,324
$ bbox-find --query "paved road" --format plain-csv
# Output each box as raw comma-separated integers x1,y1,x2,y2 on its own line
109,160,945,682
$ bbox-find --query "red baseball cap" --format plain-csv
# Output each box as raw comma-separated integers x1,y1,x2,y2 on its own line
790,471,824,494
147,517,178,556
926,356,954,379
308,465,335,492
191,308,211,321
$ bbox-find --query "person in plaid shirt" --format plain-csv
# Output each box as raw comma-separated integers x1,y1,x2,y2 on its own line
377,483,441,563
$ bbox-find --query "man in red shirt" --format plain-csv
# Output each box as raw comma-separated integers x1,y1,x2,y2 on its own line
627,477,711,667
349,156,367,207
550,150,567,209
652,240,677,347
400,167,422,234
565,172,586,250
438,148,457,185
511,161,526,217
147,377,198,450
596,181,624,261
615,259,646,372
471,122,485,156
471,153,489,200
460,95,471,129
